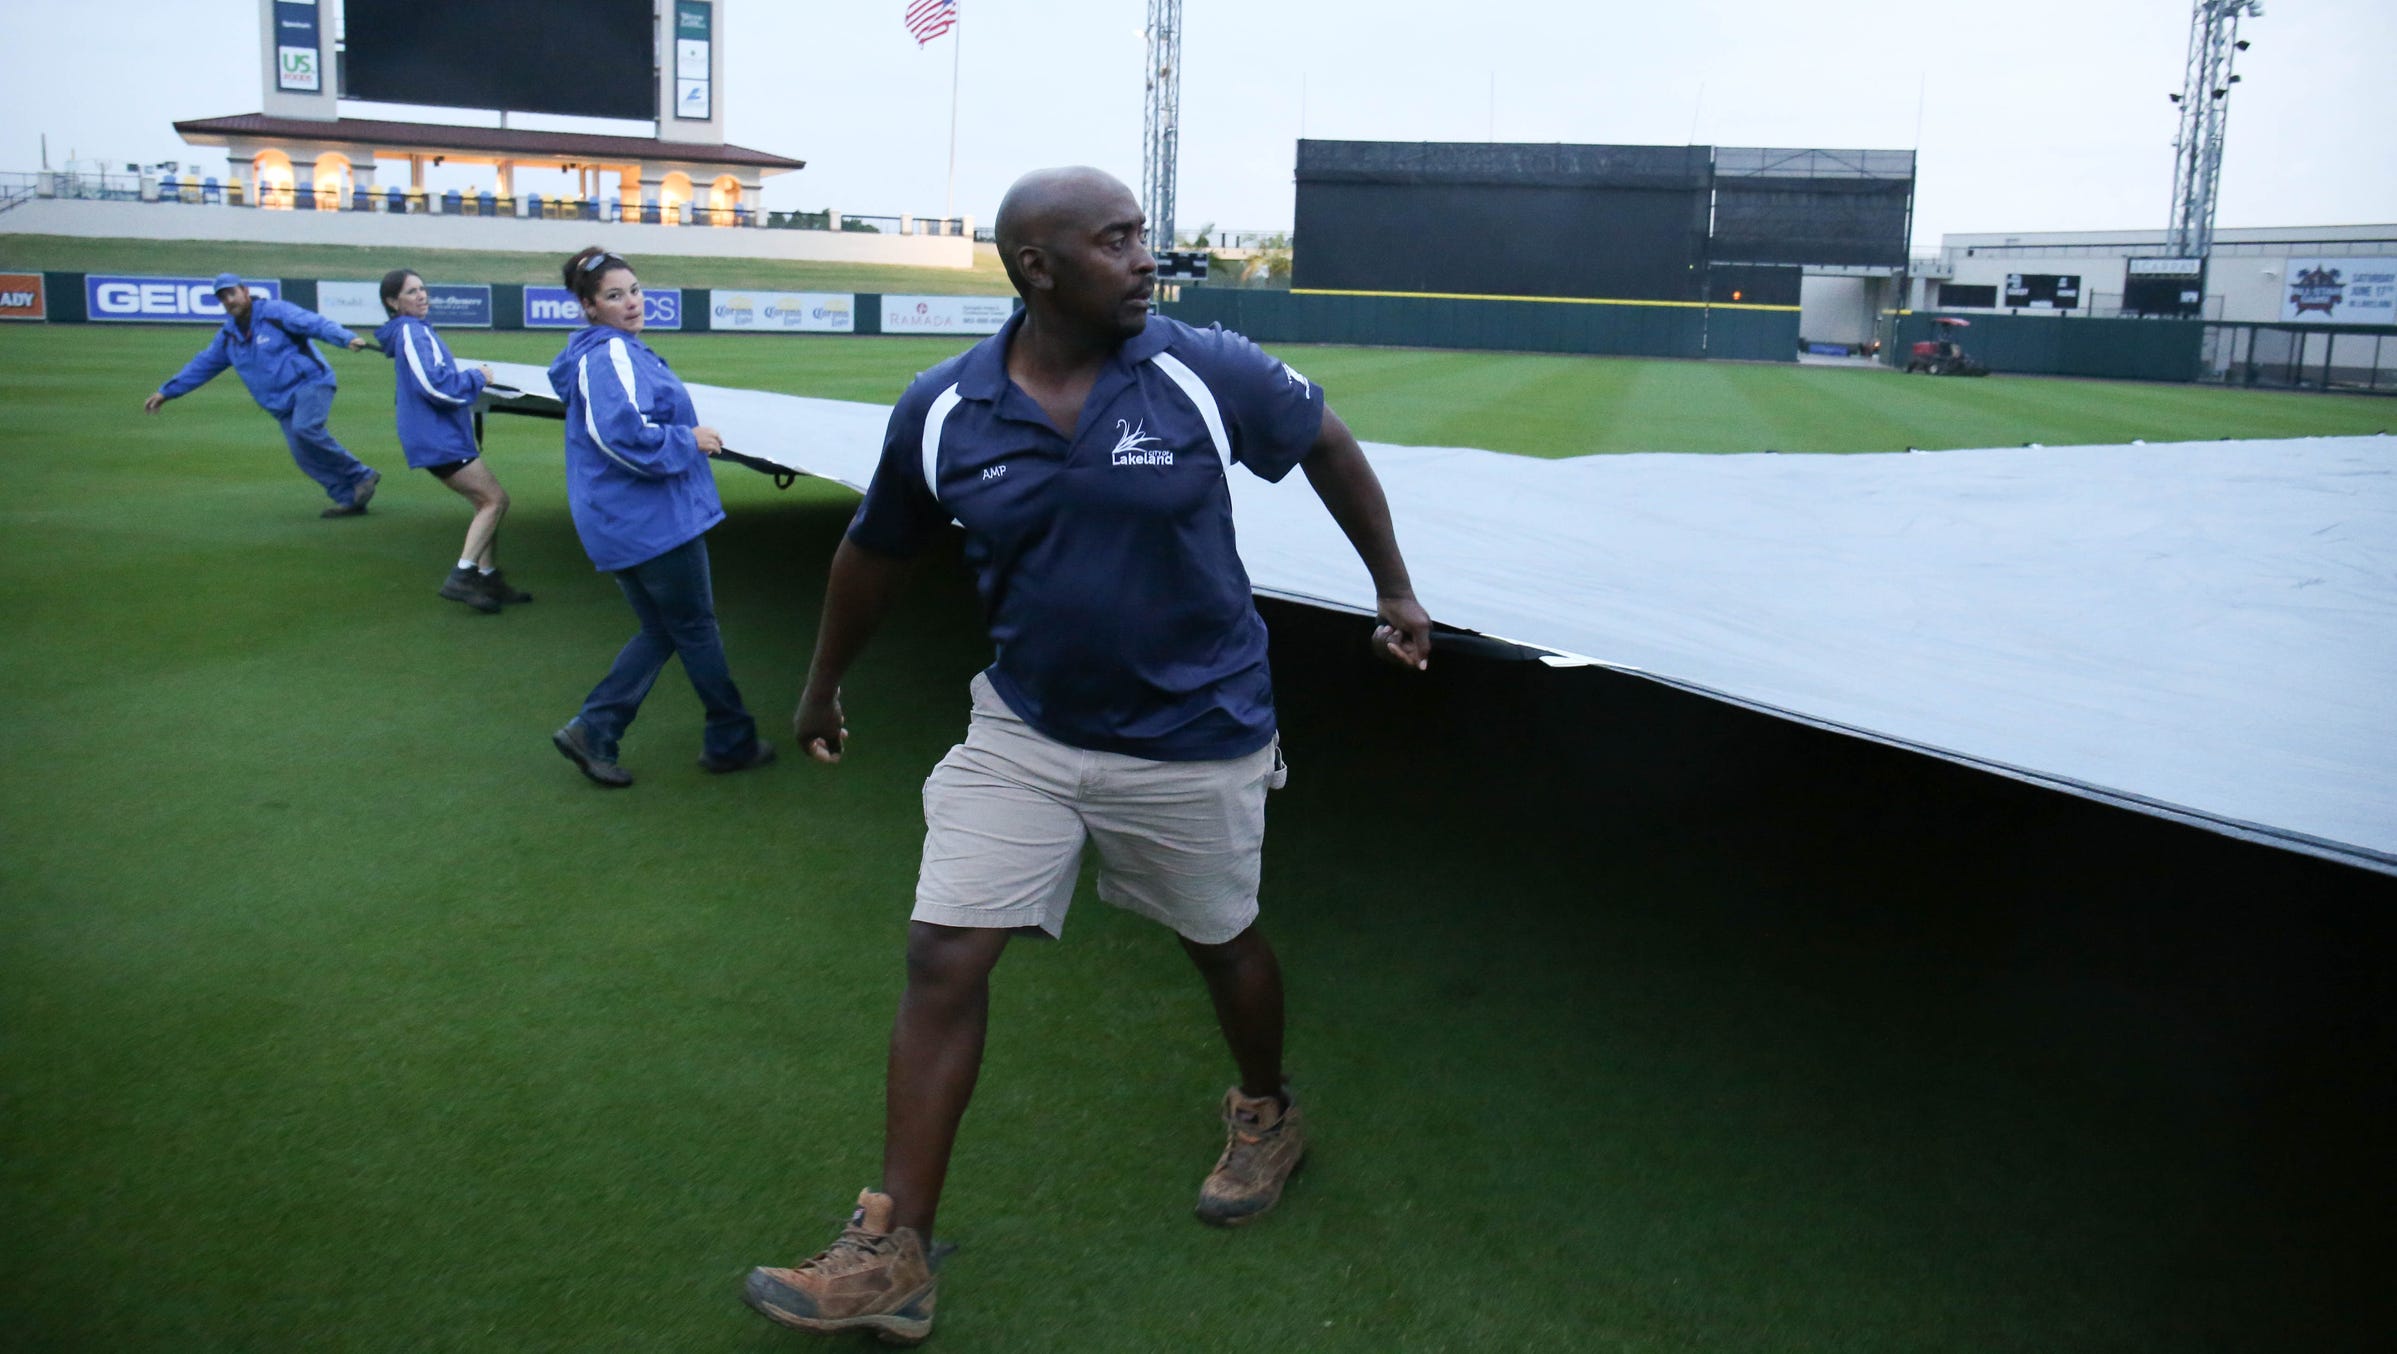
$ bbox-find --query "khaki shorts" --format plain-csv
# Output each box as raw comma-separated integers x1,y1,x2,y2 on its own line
913,672,1284,945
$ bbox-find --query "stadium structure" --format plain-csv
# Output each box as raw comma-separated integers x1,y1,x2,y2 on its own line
1,0,973,268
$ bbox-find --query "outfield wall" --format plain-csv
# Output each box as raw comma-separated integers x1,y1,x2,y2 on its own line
1162,289,1799,362
1891,312,2205,383
11,269,1018,337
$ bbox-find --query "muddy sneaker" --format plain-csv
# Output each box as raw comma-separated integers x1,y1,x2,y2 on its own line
1196,1085,1306,1226
439,566,501,613
745,1190,937,1345
551,722,632,788
477,569,534,605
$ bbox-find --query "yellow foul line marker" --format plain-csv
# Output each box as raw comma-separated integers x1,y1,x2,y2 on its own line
1290,287,1801,313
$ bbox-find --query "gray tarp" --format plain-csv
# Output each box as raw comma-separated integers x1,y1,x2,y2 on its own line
481,360,2397,874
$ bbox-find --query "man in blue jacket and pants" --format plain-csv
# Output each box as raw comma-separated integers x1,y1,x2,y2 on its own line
143,272,383,517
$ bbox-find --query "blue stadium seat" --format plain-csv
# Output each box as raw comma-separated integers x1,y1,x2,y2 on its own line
442,189,462,215
386,186,404,213
203,177,220,203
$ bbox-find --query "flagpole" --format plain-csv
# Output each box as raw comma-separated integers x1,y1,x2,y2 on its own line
943,8,961,227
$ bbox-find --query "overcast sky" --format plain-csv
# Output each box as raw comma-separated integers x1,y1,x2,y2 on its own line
2,0,2390,248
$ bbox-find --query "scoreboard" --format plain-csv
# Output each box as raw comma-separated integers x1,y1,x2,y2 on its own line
2003,273,2083,310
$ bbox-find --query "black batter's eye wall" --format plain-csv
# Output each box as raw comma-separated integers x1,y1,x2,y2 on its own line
1292,140,1914,302
1293,141,1714,302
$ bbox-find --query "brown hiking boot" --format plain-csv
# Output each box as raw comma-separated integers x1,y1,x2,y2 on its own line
1196,1085,1306,1226
745,1189,937,1345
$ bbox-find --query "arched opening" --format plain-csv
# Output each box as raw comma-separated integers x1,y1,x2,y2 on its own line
658,171,692,225
708,175,742,226
252,149,295,210
311,153,351,210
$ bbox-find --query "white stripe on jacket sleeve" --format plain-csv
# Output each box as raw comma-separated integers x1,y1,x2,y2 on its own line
403,324,468,406
576,353,656,477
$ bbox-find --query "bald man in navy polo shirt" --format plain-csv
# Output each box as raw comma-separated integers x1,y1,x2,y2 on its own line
745,166,1431,1343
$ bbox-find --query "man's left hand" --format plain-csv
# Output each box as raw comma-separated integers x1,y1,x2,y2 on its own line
346,337,369,351
1373,595,1432,671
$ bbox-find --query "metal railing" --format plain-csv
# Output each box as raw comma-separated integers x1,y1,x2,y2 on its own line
7,169,964,239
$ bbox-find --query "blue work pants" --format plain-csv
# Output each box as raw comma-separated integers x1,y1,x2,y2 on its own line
273,381,376,506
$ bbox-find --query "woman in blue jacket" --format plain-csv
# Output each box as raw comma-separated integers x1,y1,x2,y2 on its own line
545,247,772,787
142,273,382,517
373,268,532,614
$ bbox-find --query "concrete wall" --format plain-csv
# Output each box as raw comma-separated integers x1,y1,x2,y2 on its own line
0,197,975,269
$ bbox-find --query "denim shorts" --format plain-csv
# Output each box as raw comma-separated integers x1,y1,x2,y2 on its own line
913,673,1283,945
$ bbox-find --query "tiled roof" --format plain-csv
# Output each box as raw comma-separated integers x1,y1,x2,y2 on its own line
173,113,804,171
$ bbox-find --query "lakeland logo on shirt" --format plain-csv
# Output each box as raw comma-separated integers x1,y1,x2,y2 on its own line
1110,418,1173,466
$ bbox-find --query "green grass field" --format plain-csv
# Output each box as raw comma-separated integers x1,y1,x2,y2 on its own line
2,322,2390,1352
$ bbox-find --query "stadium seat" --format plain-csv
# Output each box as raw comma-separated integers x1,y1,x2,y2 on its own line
442,189,461,215
387,186,404,213
203,177,220,203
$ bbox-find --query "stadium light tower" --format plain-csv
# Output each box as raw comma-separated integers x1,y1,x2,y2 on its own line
1142,0,1182,251
2164,0,2263,260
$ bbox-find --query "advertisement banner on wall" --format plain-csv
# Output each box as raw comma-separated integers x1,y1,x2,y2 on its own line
2281,258,2397,324
316,280,493,328
315,281,385,326
86,276,282,322
524,286,683,330
711,290,855,333
0,273,46,321
881,295,1015,336
274,1,321,92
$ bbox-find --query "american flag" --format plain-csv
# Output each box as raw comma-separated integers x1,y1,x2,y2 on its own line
904,0,957,46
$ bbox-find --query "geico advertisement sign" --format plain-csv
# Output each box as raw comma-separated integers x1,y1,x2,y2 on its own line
711,290,855,333
317,280,495,328
0,272,44,321
523,286,682,330
88,276,283,322
881,295,1014,335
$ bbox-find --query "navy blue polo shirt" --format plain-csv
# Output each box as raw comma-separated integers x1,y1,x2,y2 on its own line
848,311,1327,761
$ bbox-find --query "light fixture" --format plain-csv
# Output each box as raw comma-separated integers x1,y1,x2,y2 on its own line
2168,92,2183,102
2234,38,2250,50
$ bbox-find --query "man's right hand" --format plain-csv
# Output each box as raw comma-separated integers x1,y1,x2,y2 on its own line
142,393,165,414
792,687,849,763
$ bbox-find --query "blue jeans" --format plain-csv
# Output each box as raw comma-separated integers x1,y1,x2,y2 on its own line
573,535,759,762
273,381,377,506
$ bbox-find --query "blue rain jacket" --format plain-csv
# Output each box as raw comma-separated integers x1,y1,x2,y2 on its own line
546,324,723,572
375,315,487,468
157,297,358,417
